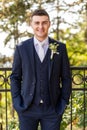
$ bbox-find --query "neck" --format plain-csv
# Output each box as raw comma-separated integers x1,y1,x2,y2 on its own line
34,36,48,42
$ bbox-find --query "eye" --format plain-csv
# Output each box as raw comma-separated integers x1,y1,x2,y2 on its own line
41,21,48,26
43,21,48,24
34,22,39,25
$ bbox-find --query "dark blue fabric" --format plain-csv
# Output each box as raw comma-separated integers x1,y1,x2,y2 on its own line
55,99,67,115
10,37,71,113
33,48,51,106
10,37,72,130
18,105,62,130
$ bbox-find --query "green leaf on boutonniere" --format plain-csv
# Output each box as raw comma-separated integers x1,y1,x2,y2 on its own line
49,42,59,59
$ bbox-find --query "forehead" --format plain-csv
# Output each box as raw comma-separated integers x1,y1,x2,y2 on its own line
31,15,49,22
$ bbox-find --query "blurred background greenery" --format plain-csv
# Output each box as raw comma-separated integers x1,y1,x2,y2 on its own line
0,0,87,130
0,0,87,67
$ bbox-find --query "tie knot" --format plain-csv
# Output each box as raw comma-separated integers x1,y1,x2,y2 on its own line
38,41,45,47
39,43,44,47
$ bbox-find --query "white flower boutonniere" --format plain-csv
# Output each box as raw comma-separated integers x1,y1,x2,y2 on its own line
49,43,59,59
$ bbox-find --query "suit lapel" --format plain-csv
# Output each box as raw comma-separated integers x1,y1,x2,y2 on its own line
48,48,53,80
26,37,55,81
27,38,36,82
48,37,54,80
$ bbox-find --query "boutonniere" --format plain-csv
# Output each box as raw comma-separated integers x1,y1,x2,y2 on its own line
49,43,59,59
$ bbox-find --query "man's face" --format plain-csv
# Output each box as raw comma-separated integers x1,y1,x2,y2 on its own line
31,15,50,41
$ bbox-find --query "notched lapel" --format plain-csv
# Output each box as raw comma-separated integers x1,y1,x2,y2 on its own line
48,37,60,80
26,38,35,78
48,37,55,80
48,48,54,80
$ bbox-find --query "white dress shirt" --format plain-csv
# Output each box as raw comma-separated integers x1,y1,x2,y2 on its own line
34,37,49,62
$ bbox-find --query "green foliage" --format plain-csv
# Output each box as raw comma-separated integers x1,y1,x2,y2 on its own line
8,118,19,130
0,0,32,45
0,0,87,129
61,26,87,66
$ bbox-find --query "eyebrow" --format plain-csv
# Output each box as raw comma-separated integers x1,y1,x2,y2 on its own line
34,19,50,22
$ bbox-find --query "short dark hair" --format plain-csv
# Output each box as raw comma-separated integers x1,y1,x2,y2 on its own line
31,9,50,20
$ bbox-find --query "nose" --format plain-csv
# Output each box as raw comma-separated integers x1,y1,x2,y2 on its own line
39,23,43,29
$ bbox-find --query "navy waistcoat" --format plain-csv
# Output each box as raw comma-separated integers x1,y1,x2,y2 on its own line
33,48,51,106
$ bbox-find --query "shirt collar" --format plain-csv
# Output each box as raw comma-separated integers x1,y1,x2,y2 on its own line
34,36,49,46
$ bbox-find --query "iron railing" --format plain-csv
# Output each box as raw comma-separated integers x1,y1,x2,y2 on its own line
0,67,87,130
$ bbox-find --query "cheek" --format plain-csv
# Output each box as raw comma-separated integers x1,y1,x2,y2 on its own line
31,26,37,31
31,23,36,29
45,27,50,31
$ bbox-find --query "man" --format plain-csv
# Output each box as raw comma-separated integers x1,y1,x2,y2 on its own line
10,9,71,130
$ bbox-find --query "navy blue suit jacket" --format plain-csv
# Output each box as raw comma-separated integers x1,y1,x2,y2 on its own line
10,37,72,114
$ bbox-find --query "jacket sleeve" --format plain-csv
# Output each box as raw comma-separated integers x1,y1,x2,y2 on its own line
10,45,23,112
56,43,72,115
61,44,72,104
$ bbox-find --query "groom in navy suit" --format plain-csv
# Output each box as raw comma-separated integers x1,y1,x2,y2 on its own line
10,9,71,130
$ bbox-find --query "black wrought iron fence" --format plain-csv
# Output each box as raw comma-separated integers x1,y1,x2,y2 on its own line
70,67,87,130
0,67,87,130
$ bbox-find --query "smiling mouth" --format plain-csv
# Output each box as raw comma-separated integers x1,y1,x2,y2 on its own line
37,31,44,34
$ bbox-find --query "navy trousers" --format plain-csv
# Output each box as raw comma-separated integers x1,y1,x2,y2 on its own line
18,104,62,130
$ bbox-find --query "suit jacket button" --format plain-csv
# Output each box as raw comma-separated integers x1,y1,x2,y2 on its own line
29,93,32,96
